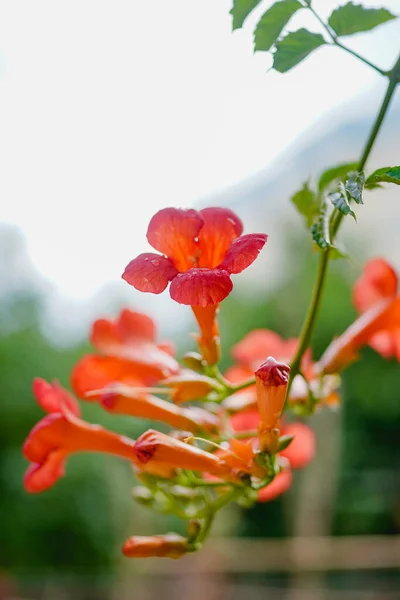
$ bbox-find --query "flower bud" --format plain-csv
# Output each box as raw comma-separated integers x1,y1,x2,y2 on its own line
122,533,189,559
255,357,290,429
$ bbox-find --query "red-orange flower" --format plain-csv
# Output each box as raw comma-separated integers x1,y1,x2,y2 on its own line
255,358,290,451
122,207,267,307
71,308,180,398
317,258,400,373
353,258,400,360
23,378,138,493
257,469,292,503
95,383,220,433
134,429,232,479
123,534,189,559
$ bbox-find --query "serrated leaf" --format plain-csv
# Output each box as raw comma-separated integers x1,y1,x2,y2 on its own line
231,0,263,30
365,166,400,187
345,171,365,204
328,2,396,37
311,203,331,249
329,182,356,221
254,0,302,52
273,28,326,72
291,182,319,226
318,162,358,193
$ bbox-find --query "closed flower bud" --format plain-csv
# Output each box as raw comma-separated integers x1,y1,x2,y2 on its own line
255,357,290,428
122,533,189,559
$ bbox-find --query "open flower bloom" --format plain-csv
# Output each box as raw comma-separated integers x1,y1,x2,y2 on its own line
23,378,141,492
94,383,220,433
123,534,189,559
122,207,267,364
71,308,180,398
317,258,400,373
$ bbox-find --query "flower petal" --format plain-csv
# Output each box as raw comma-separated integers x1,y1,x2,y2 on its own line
147,208,204,271
122,253,178,294
280,423,316,470
24,450,66,493
218,233,267,274
117,309,156,343
169,268,233,306
33,378,81,417
197,207,243,268
257,469,292,502
353,258,398,313
71,355,156,399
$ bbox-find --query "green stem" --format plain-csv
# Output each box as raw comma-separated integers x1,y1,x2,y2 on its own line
227,377,256,394
288,50,400,395
287,248,330,393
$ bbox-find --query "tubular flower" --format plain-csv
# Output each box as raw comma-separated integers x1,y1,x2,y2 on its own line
134,429,233,479
71,308,180,398
317,258,400,373
255,357,290,452
123,534,189,559
23,379,138,493
95,383,220,433
122,207,267,363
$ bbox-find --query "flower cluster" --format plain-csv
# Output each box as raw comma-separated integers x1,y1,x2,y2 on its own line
23,206,399,558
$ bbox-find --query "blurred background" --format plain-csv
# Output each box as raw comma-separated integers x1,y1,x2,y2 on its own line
0,1,399,598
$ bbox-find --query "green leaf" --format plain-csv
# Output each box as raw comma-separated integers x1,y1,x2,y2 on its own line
311,202,331,249
345,171,365,204
273,28,326,73
277,435,294,452
318,162,358,193
231,0,263,30
254,0,302,52
365,166,400,187
328,2,396,37
291,181,319,226
328,182,356,221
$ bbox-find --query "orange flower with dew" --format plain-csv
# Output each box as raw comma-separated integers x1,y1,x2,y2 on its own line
317,258,400,373
23,379,139,493
123,534,189,559
122,207,267,363
71,308,180,398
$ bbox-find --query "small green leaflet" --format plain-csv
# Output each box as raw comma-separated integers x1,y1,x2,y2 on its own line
318,162,358,193
365,166,400,187
254,0,302,52
311,202,331,249
230,0,263,31
328,2,396,37
273,28,326,72
328,182,356,221
291,182,319,226
345,171,365,204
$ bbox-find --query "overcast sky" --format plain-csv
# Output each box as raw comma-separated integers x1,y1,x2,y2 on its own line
0,0,399,319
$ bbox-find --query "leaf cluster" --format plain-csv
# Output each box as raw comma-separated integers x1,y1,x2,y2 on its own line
230,1,396,72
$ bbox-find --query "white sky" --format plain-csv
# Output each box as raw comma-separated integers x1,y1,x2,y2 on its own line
0,0,399,309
